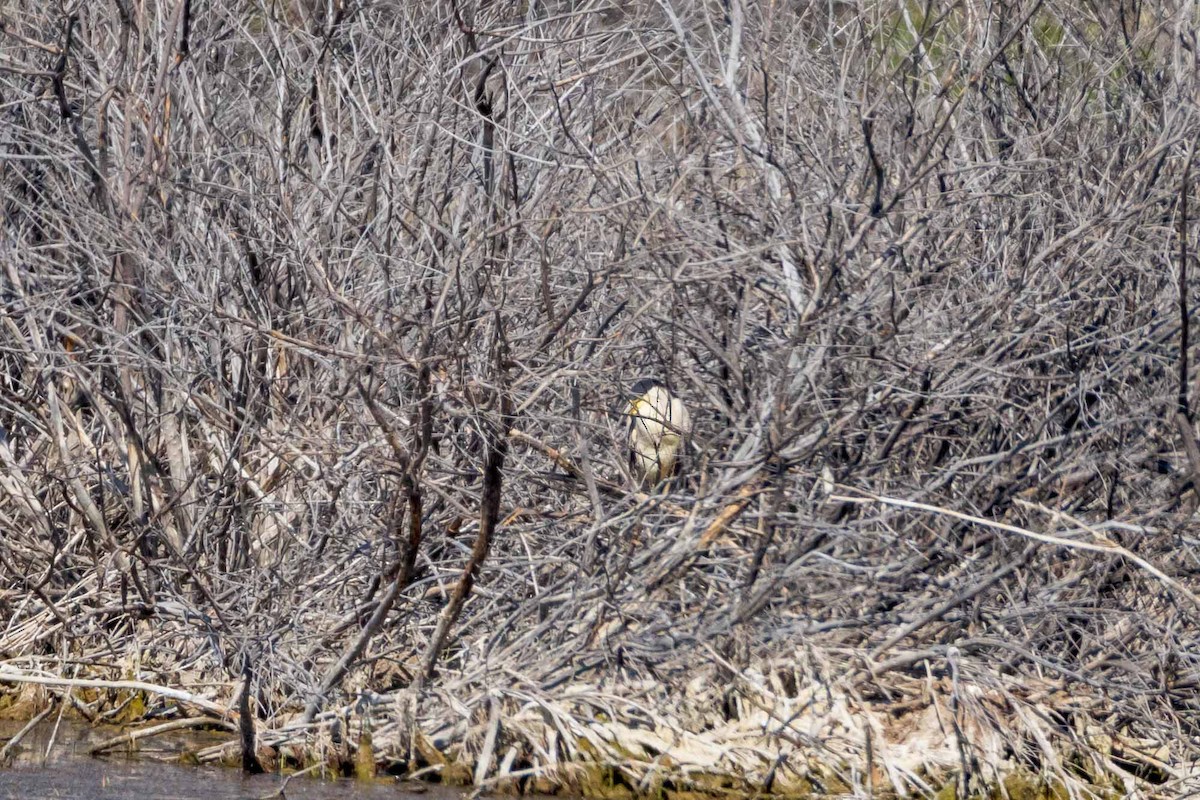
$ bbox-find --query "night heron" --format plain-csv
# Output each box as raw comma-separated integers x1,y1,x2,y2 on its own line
624,378,691,489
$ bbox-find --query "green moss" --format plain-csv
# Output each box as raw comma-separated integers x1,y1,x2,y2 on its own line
930,771,1095,800
0,693,38,720
412,731,446,766
997,772,1039,799
565,760,642,800
681,773,740,793
439,761,474,786
111,690,147,725
933,779,958,800
575,737,605,762
765,776,814,798
354,729,375,781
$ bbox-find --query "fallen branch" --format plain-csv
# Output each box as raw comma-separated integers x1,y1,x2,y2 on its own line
0,668,231,718
0,704,54,762
88,716,237,755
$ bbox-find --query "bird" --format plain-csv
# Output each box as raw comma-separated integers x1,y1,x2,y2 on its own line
624,378,691,489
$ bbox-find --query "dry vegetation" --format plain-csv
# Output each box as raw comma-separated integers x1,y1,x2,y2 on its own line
2,0,1200,796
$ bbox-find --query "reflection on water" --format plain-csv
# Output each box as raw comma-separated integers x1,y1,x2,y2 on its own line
1,758,432,800
0,719,437,800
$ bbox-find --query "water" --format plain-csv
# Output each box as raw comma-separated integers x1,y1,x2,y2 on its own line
0,719,443,800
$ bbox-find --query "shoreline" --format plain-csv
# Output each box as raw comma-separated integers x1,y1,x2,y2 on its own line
0,650,1177,798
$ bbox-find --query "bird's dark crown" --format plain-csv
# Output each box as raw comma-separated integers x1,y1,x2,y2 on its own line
630,377,667,397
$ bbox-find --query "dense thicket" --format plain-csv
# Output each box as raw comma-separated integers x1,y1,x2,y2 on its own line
2,0,1199,793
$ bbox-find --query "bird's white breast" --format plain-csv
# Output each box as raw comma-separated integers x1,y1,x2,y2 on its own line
627,385,691,484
